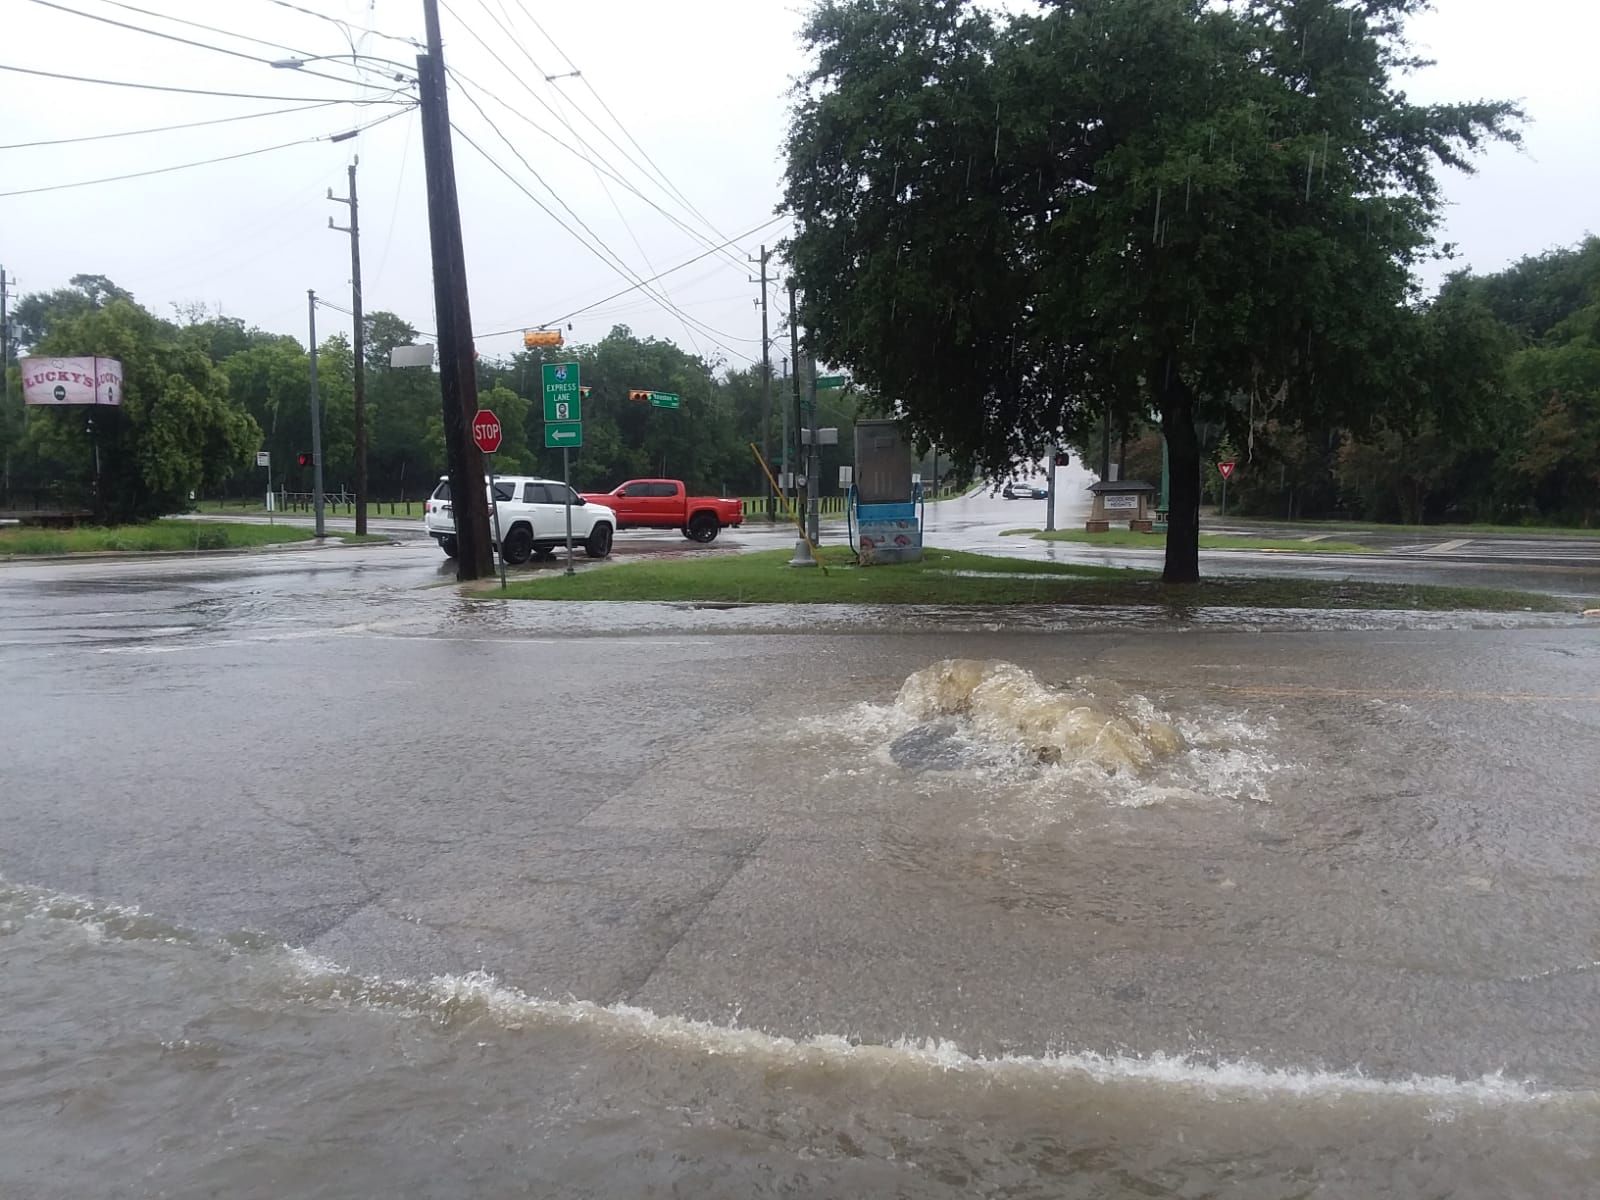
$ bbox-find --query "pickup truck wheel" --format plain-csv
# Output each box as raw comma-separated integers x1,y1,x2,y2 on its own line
438,535,459,559
687,513,720,543
501,524,534,564
585,523,613,559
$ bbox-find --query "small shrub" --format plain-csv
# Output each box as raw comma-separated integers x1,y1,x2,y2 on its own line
194,528,229,551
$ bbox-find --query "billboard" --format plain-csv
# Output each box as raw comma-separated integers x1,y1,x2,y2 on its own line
20,356,123,406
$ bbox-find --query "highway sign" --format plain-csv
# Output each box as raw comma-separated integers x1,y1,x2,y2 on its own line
1218,461,1236,479
542,362,582,422
472,409,502,454
650,391,680,409
545,420,583,448
816,374,848,389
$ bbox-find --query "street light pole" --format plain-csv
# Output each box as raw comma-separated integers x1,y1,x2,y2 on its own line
307,289,326,538
329,162,368,535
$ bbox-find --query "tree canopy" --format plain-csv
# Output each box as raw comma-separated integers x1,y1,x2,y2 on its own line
782,0,1519,579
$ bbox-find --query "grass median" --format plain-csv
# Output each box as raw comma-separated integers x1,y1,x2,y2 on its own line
1001,528,1375,553
493,546,1577,612
0,520,380,557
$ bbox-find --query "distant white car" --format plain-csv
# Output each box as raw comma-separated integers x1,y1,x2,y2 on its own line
423,475,617,563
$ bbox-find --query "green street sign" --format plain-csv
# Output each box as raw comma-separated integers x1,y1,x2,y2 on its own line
544,420,583,449
650,391,681,409
816,375,848,389
542,361,581,422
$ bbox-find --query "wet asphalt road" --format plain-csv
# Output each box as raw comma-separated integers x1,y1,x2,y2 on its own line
1,533,1598,1086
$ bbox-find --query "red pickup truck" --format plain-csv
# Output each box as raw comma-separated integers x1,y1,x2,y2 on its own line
579,479,744,542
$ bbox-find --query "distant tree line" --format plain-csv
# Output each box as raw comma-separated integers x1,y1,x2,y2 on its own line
1070,238,1600,527
1,277,881,520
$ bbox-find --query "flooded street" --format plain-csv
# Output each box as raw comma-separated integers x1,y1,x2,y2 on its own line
2,552,1598,1196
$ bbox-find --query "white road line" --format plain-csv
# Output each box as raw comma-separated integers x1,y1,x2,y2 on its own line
1423,538,1473,555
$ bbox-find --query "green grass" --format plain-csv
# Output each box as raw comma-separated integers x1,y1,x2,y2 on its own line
491,546,1576,612
1025,528,1375,553
193,499,427,520
0,520,374,556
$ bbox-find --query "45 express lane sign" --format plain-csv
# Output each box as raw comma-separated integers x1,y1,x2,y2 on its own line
21,356,123,406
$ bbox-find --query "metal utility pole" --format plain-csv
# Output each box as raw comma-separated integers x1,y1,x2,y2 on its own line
307,290,327,537
806,351,821,545
752,245,774,521
779,355,790,509
788,282,801,512
1045,445,1057,532
1,267,13,502
328,161,368,535
1100,402,1112,482
417,0,492,580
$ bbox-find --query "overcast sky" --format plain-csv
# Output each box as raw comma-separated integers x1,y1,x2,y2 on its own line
3,0,1596,370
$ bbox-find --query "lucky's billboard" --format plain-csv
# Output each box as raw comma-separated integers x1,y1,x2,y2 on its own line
21,356,123,406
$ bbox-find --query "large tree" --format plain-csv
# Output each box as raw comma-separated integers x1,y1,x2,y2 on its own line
782,0,1518,580
27,297,258,520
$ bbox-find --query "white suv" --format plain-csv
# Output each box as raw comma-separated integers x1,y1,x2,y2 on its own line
423,475,617,563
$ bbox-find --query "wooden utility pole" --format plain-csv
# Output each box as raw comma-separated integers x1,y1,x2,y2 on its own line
752,245,774,521
417,0,492,579
328,162,368,535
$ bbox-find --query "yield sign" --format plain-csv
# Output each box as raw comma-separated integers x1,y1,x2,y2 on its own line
472,408,503,454
1218,461,1236,479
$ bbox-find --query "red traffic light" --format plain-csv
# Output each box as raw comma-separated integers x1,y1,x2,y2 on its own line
297,451,313,467
628,389,651,402
1054,451,1070,467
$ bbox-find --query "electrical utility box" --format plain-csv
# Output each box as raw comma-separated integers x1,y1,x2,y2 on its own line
851,418,923,564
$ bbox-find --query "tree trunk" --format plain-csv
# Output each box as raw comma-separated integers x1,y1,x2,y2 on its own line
1159,359,1201,583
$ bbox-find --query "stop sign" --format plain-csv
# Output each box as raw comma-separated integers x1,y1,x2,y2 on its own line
472,408,502,454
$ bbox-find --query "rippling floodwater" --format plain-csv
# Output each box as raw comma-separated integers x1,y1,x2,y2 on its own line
3,572,1599,1198
4,879,1595,1200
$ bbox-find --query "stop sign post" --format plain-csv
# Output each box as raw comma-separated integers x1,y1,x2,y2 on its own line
472,408,502,454
474,408,507,588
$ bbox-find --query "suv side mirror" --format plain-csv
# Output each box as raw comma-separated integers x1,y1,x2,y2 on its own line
574,495,587,506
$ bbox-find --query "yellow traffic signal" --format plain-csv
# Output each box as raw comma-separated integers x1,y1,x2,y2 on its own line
628,389,651,402
523,329,563,348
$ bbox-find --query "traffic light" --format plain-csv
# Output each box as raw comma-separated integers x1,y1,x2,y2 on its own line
579,386,592,398
628,389,651,402
1054,450,1070,467
297,451,314,468
523,329,563,348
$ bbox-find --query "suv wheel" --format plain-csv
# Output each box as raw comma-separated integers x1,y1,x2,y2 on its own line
686,513,719,543
438,535,459,559
501,524,534,564
585,523,613,559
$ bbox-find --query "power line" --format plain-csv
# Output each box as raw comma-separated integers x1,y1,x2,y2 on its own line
444,0,745,275
27,0,389,90
83,0,323,60
447,68,750,275
0,106,413,198
0,62,411,104
469,214,787,338
506,0,729,240
450,96,761,348
258,0,421,51
0,101,346,150
450,122,761,362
